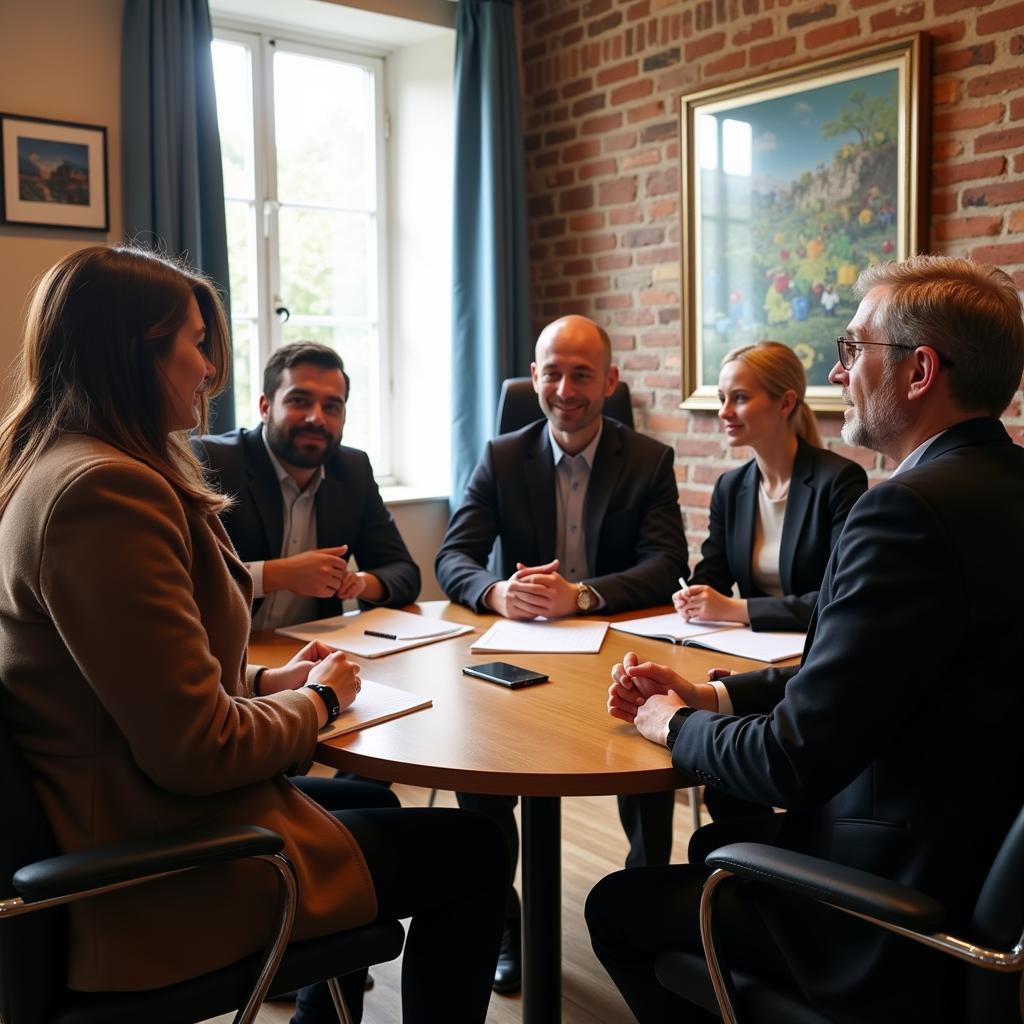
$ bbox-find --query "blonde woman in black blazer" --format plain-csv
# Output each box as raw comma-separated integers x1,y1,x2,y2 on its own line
676,342,867,633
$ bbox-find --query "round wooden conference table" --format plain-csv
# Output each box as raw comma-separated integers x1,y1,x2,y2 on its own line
250,601,798,1024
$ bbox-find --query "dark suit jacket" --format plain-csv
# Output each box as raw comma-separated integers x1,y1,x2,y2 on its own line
435,418,689,613
193,427,420,617
673,418,1024,1022
692,438,867,631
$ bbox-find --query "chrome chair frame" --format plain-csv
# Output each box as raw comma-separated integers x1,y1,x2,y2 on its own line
0,839,298,1024
697,841,1024,1024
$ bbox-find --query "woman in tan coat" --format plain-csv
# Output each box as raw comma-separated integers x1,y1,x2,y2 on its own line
0,245,508,1023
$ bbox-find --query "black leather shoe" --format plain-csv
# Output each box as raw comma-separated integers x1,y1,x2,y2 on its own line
492,920,522,994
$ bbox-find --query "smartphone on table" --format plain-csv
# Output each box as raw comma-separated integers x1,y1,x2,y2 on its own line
462,662,550,689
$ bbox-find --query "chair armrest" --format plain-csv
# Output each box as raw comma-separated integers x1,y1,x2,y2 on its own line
13,824,283,901
705,842,946,933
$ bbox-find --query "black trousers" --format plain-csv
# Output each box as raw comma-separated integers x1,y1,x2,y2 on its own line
586,816,792,1023
456,790,675,921
289,778,510,1024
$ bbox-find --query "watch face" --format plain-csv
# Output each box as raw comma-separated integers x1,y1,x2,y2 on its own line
576,586,594,611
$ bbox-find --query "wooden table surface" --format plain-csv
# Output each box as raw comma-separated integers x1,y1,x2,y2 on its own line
251,601,800,1024
249,601,798,794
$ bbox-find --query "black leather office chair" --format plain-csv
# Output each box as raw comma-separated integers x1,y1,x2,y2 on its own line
495,377,635,435
0,712,404,1024
654,808,1024,1023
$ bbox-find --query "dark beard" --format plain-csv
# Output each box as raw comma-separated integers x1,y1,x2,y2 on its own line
265,420,337,469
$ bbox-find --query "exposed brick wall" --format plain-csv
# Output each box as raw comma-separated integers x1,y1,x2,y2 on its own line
519,0,1024,562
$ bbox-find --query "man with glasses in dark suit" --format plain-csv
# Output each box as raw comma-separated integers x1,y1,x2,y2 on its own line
589,255,1024,1024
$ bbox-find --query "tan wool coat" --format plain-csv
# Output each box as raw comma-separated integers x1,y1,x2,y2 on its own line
0,435,376,991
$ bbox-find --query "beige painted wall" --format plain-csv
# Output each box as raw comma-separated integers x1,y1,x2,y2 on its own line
0,0,124,411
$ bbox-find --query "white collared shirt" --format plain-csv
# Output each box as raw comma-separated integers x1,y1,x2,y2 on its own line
891,431,946,476
548,422,606,608
249,433,325,631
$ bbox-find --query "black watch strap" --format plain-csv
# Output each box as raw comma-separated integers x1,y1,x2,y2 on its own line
666,706,699,750
306,683,341,724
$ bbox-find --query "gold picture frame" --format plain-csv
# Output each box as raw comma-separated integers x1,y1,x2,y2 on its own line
679,34,928,411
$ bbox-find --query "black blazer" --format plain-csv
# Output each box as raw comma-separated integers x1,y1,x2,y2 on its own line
435,418,689,613
673,418,1024,1022
692,438,867,631
193,427,420,617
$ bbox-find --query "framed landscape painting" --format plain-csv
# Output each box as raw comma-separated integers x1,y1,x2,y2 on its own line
679,34,928,411
0,113,109,231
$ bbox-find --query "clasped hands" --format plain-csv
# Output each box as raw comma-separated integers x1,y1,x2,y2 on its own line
607,652,725,746
265,544,375,602
488,558,580,620
258,639,361,728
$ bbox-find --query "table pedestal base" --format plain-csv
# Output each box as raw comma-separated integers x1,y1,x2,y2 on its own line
522,795,561,1024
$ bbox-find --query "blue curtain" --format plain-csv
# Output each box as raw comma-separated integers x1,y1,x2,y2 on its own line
122,0,234,430
451,0,532,504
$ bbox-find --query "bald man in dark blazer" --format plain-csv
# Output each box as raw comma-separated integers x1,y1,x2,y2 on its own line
437,314,689,992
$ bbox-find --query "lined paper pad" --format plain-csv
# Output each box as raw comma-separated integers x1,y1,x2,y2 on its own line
470,619,610,654
682,628,805,663
318,679,432,740
277,608,472,658
610,612,742,643
611,613,804,663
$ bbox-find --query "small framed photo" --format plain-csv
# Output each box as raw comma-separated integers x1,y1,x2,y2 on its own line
678,34,928,411
0,113,109,231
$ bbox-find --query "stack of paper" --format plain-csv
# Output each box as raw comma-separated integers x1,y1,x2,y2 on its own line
610,612,741,643
611,612,804,664
470,618,610,654
277,607,473,658
318,678,432,740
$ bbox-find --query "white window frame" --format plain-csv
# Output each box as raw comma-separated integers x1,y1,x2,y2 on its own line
213,25,394,479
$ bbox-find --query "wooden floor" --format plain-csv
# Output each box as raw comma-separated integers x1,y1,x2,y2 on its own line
203,779,707,1024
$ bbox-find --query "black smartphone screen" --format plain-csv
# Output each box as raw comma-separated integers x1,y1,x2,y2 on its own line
462,662,550,688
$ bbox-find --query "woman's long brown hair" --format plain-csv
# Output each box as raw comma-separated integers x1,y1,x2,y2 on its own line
0,245,232,517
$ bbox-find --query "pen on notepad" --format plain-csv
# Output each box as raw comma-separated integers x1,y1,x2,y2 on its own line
362,622,454,638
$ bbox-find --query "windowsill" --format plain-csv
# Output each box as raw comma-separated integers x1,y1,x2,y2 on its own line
379,484,449,506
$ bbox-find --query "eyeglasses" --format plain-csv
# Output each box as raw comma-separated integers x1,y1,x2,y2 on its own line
835,337,955,371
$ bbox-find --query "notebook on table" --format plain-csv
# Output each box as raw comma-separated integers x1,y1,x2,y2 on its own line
470,618,610,654
611,612,805,663
277,607,473,658
317,679,432,740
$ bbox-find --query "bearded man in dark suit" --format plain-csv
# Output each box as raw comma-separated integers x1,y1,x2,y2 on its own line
194,342,419,631
589,255,1024,1024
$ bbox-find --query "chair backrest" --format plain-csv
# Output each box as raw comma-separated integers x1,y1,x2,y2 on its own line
962,801,1024,1020
495,377,635,436
0,710,67,1024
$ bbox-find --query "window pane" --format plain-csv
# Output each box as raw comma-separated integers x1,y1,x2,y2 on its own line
211,40,256,201
273,50,375,210
278,207,375,320
225,199,257,317
230,319,257,427
280,323,379,462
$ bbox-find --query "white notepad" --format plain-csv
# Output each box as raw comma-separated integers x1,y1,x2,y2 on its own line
470,618,610,654
610,612,742,643
317,678,432,740
679,627,806,664
610,613,804,663
277,607,473,658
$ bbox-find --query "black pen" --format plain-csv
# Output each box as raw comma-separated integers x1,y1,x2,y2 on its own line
364,629,397,640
